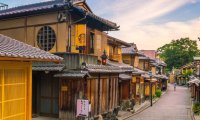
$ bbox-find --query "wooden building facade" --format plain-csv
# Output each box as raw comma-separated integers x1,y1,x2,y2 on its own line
122,44,146,104
0,34,62,120
0,0,122,119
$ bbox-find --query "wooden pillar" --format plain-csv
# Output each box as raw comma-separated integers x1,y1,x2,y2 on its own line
108,75,111,110
129,80,131,99
97,74,100,114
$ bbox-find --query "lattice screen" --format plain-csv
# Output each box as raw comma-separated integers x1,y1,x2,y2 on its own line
0,68,27,120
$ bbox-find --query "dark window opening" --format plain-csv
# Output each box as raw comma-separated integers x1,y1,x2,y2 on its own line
89,32,95,54
113,47,118,55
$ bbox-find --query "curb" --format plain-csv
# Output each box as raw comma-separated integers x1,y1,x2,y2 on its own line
122,90,168,120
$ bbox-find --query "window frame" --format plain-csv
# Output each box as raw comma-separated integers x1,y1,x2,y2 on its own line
37,26,56,51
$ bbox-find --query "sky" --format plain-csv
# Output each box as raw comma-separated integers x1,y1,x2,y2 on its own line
1,0,200,50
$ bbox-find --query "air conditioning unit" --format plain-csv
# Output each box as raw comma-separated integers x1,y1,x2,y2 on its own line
57,12,67,22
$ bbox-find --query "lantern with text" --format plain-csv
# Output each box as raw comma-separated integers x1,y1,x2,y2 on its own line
101,50,108,65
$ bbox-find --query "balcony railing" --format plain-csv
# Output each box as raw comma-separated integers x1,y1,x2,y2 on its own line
109,54,122,62
55,52,98,69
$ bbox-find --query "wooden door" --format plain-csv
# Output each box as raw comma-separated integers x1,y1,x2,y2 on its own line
0,61,31,120
40,74,59,117
121,82,129,100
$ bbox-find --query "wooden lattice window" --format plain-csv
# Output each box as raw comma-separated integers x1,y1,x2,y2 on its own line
37,26,56,51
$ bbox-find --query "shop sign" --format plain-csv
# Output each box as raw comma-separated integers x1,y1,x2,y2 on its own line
76,99,89,117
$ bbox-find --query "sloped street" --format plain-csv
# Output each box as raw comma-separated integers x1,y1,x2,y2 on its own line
127,84,192,120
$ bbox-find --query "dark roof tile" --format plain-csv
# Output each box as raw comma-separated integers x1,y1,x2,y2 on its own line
32,62,65,71
107,60,133,72
119,74,131,80
54,70,90,78
0,34,63,62
85,64,123,73
0,0,118,30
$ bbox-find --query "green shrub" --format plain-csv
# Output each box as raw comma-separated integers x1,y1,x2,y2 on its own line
193,102,200,115
155,89,162,98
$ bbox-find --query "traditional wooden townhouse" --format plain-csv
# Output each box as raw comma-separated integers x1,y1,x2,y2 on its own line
188,57,200,102
122,43,147,105
174,69,182,84
106,36,134,110
140,50,168,92
0,34,63,120
138,55,157,99
179,63,194,85
158,60,168,91
151,59,168,91
0,0,126,119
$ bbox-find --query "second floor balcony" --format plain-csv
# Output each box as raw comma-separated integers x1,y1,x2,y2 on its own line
109,54,122,62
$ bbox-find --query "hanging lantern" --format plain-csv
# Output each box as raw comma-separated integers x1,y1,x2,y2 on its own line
101,50,108,65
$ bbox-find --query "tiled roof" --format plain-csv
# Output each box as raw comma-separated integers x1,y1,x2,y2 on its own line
144,78,157,82
122,46,144,56
188,78,200,86
153,74,168,80
181,62,194,69
132,68,147,75
85,64,123,73
155,59,167,67
119,74,132,80
0,34,63,62
108,36,131,47
107,60,133,72
140,50,157,59
141,74,150,78
0,0,118,30
139,56,150,60
54,70,90,78
122,46,137,54
0,0,62,17
32,62,65,71
150,62,160,67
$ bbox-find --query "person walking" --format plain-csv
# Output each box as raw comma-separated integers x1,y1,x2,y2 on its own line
174,82,177,91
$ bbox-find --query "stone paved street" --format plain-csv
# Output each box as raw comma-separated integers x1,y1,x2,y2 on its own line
126,84,192,120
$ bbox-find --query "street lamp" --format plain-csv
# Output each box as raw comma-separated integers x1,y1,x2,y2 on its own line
148,71,153,106
101,50,108,65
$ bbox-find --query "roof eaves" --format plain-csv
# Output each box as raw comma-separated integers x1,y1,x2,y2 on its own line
0,34,63,62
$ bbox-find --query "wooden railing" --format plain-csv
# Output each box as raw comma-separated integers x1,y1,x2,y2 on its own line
109,54,122,62
55,52,98,69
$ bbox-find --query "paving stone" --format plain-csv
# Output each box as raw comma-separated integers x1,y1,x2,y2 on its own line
126,84,192,120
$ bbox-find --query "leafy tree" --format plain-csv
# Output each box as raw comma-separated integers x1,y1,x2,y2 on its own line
182,69,193,80
157,38,200,71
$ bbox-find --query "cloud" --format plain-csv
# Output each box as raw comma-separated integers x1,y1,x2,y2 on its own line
88,0,200,49
112,18,200,50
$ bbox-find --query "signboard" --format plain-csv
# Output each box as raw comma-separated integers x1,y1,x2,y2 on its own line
76,99,89,117
61,86,68,92
75,24,86,51
132,76,136,83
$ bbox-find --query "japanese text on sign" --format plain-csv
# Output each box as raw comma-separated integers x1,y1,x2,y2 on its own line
76,99,89,117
